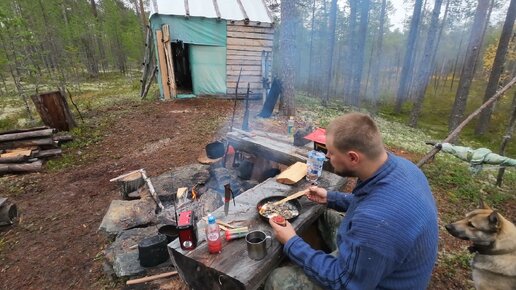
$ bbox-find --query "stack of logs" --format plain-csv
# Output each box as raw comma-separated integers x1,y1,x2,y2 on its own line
0,126,72,174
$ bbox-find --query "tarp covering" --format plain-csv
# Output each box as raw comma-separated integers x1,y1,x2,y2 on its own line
189,45,226,95
149,15,227,97
149,15,225,46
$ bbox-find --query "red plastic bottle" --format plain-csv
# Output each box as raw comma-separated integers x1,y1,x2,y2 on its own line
206,215,222,254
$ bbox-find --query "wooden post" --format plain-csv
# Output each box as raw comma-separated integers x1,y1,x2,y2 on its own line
156,30,171,99
162,25,177,98
31,91,76,131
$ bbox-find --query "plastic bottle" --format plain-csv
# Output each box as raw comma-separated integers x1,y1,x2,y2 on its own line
306,150,325,184
287,116,294,137
205,214,222,254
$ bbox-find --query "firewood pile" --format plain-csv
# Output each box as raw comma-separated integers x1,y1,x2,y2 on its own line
0,126,72,175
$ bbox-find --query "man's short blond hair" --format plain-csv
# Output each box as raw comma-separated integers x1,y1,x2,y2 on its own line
327,112,384,159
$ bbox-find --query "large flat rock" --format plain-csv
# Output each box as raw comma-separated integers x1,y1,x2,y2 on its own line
98,197,157,237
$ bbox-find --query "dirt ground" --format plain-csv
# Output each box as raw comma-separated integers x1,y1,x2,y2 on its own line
0,97,506,289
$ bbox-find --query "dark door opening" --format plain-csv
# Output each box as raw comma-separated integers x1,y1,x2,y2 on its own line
171,42,193,94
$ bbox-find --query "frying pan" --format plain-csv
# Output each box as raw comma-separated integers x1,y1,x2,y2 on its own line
256,195,302,223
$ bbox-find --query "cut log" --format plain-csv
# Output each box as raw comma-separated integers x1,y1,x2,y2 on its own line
0,160,43,174
0,126,49,135
35,149,62,159
52,134,73,144
0,199,17,226
31,91,76,131
116,171,145,200
0,155,30,163
0,128,54,142
0,138,56,150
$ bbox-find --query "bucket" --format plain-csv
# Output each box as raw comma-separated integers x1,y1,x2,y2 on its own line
158,224,179,243
206,141,225,159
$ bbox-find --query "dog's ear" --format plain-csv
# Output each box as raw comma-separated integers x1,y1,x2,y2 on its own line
478,198,492,210
488,211,500,228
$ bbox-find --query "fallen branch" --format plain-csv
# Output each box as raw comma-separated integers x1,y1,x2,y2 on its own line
126,271,178,285
417,76,516,167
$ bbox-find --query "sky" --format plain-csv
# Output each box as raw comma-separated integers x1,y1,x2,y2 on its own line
387,0,512,32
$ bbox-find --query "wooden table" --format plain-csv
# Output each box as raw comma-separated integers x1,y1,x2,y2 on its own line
226,130,333,171
168,171,345,290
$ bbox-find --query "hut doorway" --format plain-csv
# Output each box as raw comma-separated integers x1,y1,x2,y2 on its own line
171,42,193,94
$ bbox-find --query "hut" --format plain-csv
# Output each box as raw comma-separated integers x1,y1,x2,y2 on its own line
147,0,275,100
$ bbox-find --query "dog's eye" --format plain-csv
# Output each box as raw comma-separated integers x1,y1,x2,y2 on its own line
467,221,475,228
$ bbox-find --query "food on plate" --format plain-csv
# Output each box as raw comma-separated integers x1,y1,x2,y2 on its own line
259,201,299,219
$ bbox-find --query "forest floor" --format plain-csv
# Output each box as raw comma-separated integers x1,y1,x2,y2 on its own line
0,76,515,289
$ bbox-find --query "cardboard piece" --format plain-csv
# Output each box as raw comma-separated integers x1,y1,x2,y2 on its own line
276,162,307,185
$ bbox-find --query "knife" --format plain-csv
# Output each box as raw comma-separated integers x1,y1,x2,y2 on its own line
224,184,231,216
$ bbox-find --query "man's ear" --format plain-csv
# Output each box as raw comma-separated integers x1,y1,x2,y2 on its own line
348,151,360,163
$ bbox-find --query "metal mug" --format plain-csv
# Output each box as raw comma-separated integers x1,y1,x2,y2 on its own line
246,230,272,260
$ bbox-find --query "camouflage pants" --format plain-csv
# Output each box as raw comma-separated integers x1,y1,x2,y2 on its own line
264,209,344,290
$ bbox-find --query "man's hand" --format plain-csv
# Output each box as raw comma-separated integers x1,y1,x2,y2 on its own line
269,218,296,244
306,186,328,205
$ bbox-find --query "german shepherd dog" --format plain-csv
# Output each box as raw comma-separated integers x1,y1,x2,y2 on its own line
445,201,516,290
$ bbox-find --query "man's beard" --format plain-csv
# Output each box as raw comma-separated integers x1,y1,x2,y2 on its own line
334,168,357,178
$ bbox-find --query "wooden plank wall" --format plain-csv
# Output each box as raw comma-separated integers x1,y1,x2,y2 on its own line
226,21,274,96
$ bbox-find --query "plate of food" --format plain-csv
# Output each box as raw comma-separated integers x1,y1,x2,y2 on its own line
256,195,302,222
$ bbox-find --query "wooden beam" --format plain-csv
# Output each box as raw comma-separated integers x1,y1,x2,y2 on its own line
227,31,274,40
162,25,177,98
184,0,190,16
227,50,266,57
235,0,249,23
227,65,262,72
155,30,171,99
212,0,221,19
227,25,274,34
226,45,273,52
227,38,273,47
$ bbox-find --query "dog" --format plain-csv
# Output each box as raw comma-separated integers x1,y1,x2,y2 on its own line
445,200,516,290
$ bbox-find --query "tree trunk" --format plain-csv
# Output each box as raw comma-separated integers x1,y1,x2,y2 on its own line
449,0,490,133
474,0,516,136
409,0,444,127
344,0,358,101
322,0,338,106
496,90,516,186
31,91,76,131
279,0,297,116
349,0,370,107
369,0,387,113
307,0,317,97
395,0,424,113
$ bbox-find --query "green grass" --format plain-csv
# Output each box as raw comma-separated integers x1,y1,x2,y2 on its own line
438,249,474,276
295,90,516,221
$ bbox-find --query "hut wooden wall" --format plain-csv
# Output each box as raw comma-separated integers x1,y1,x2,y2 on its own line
226,21,274,96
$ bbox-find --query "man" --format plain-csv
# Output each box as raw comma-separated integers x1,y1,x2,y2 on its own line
266,113,438,290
